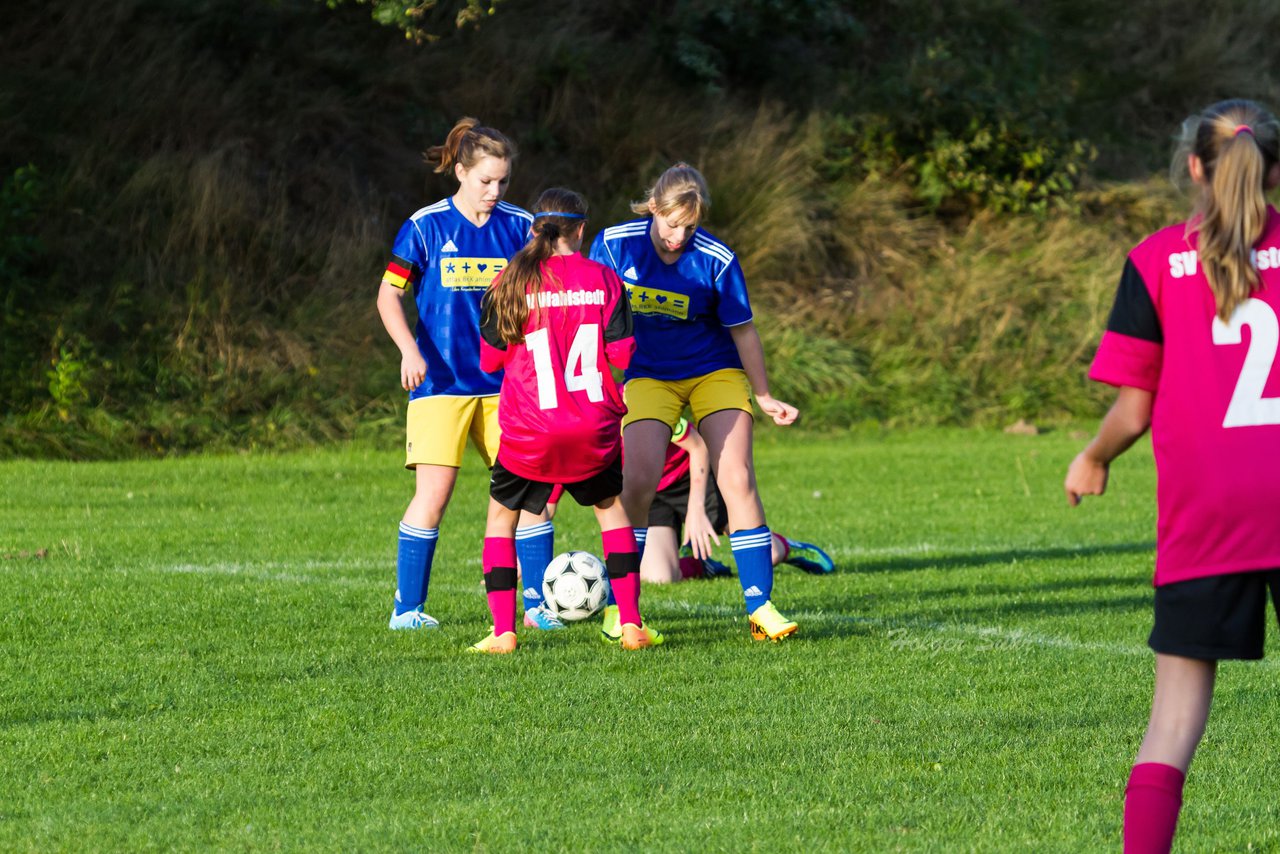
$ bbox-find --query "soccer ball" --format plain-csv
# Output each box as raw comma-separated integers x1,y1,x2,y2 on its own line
542,551,609,621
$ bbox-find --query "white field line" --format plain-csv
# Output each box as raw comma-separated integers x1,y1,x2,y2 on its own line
123,559,1206,662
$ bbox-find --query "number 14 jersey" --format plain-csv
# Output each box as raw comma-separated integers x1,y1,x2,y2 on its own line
1090,206,1280,585
479,254,635,483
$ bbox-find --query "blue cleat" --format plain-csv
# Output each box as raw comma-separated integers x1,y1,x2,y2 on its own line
783,539,835,574
701,555,734,579
388,606,440,630
523,605,567,631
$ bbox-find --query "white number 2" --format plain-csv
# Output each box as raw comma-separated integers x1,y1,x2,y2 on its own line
524,325,605,411
1212,298,1280,427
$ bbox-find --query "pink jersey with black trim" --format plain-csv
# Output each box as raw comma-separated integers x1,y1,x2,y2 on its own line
480,253,635,483
1090,206,1280,586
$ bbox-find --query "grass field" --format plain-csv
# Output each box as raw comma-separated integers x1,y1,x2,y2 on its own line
3,429,1278,851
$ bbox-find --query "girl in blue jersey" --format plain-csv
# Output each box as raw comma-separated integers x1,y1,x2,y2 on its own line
376,117,536,631
588,163,801,642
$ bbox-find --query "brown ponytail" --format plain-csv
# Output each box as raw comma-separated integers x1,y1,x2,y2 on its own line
425,117,517,175
1179,99,1280,320
484,188,589,344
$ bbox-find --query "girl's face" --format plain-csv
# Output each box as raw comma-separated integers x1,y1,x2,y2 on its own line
648,201,698,255
455,155,511,215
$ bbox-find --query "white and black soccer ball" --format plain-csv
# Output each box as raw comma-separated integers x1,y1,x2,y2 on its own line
542,551,609,621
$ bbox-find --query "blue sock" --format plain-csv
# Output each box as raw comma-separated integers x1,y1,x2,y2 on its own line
515,520,554,611
730,526,773,614
605,527,643,608
394,522,438,615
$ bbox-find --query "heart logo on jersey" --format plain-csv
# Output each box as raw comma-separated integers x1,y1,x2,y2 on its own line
656,295,667,304
477,263,488,272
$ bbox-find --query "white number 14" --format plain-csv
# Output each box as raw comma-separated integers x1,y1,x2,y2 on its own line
524,324,605,411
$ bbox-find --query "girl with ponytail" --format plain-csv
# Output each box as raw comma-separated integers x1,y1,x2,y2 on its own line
1066,99,1280,852
375,117,534,633
471,188,659,653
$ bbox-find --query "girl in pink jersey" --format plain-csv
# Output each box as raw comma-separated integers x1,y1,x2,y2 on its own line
472,188,660,653
1066,99,1280,853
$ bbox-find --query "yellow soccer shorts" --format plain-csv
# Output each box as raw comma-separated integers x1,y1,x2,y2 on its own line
622,369,753,431
405,395,500,469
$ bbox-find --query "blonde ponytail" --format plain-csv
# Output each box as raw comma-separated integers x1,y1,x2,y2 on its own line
1181,100,1280,320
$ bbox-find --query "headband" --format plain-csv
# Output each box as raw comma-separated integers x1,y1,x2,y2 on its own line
533,211,585,219
1234,124,1255,137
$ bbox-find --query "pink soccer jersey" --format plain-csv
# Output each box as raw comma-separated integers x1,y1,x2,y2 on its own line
480,254,635,484
1090,206,1280,585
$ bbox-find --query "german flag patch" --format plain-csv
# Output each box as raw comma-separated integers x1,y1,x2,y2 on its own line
382,255,415,290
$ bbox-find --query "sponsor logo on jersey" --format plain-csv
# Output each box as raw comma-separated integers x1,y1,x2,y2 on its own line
526,289,606,308
441,239,459,253
626,284,689,319
441,257,507,290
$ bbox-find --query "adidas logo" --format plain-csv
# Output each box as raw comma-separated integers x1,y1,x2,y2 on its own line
394,589,403,602
743,585,763,598
441,239,458,253
522,587,540,599
623,266,638,280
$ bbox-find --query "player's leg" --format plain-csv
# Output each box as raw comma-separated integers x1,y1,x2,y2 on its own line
1124,654,1214,853
516,504,560,630
1124,570,1266,851
639,525,681,584
470,497,520,653
698,389,795,641
620,378,682,561
389,396,470,630
592,495,661,649
773,533,835,574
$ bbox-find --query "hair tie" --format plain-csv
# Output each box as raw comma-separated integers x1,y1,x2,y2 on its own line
533,211,585,219
1234,124,1255,137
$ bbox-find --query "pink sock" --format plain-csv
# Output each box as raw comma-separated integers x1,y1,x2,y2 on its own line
1124,763,1185,854
482,537,517,636
679,556,704,579
602,527,641,627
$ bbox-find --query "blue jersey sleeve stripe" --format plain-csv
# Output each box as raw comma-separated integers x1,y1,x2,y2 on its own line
410,201,450,221
693,235,734,264
497,201,533,222
722,314,754,327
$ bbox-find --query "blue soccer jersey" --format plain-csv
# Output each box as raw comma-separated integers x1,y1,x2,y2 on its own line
382,198,532,399
588,218,752,381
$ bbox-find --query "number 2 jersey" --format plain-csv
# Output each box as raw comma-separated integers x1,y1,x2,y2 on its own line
479,254,635,483
381,198,533,400
1090,206,1280,585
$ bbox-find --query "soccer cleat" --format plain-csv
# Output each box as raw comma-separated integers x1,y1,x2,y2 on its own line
748,601,798,642
523,605,567,631
468,631,517,654
620,623,655,650
600,606,665,646
388,606,440,631
701,555,734,579
599,604,621,642
783,539,835,574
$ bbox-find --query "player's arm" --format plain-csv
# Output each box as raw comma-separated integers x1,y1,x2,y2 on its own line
728,321,798,426
477,287,509,373
672,420,720,560
601,269,635,369
376,275,426,392
1064,385,1153,506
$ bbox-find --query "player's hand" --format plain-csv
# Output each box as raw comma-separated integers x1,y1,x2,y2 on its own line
400,351,427,391
682,506,721,561
1064,451,1109,507
756,393,798,426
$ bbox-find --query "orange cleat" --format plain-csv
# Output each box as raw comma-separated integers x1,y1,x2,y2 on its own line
468,631,517,654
